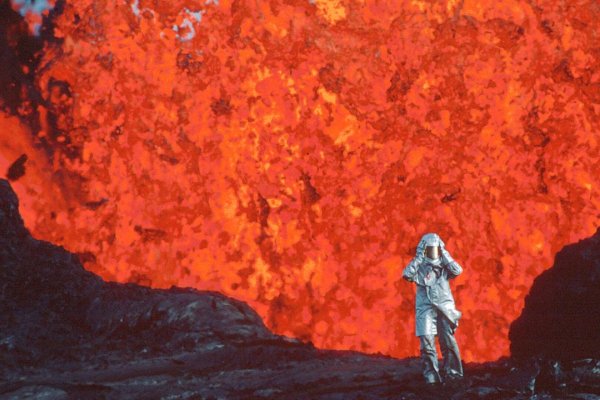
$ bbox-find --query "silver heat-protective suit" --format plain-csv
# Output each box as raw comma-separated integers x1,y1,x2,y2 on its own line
402,232,464,383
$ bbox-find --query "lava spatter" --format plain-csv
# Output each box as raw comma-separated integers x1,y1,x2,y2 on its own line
1,0,599,362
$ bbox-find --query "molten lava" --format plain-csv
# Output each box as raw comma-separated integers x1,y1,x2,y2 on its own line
2,0,599,362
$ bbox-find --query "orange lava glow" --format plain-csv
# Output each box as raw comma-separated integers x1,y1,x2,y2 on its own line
2,0,600,362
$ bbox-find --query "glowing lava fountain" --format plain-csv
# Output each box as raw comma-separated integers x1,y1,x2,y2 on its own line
1,0,599,362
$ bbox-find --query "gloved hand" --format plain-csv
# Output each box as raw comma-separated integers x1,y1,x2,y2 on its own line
439,238,451,264
439,238,463,277
402,238,426,283
415,238,427,259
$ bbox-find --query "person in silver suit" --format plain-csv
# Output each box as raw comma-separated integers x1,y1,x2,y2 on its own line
402,232,464,384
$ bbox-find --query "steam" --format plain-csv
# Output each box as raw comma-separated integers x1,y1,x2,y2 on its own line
10,0,56,35
130,1,218,42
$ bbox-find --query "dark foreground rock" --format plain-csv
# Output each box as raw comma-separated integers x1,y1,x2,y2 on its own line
1,178,599,399
509,228,600,361
0,181,280,370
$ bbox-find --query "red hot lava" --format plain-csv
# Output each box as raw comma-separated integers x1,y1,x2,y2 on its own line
2,0,600,362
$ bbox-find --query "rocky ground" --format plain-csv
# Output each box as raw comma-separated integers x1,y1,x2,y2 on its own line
1,178,599,399
3,351,599,400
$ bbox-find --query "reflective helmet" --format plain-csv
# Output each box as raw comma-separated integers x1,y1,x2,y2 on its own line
420,232,442,261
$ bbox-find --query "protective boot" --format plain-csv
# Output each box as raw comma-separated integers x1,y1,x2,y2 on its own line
437,312,463,380
419,334,442,384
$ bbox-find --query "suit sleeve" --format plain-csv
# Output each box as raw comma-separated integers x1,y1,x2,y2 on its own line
402,257,420,282
402,239,426,282
441,242,463,279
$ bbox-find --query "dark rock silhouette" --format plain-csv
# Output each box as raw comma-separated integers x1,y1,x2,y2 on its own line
0,178,598,399
0,179,284,368
509,228,600,361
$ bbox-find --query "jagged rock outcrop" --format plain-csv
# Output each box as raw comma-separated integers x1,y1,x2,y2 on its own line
0,179,283,371
509,228,600,360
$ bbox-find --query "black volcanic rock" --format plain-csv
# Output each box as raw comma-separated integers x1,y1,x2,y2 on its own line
509,228,600,361
0,179,29,239
0,179,280,370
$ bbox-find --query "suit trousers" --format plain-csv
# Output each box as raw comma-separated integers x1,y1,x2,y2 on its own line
418,308,463,383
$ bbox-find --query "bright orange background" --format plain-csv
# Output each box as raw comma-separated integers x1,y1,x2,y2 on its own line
2,0,600,362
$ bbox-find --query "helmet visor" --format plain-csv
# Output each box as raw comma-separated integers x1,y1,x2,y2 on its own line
425,245,440,260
